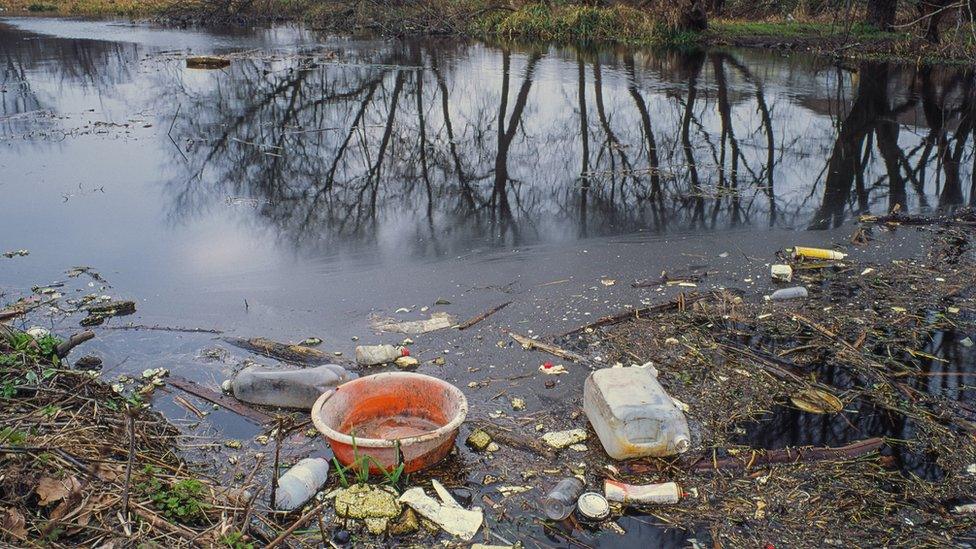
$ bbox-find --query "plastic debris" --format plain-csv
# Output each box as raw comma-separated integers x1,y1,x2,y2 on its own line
541,429,588,449
577,492,610,521
541,477,583,520
769,287,808,301
539,362,567,375
372,312,456,334
301,337,323,346
952,503,976,514
604,480,681,505
274,458,330,511
334,484,401,534
584,367,690,459
792,246,847,260
466,429,493,451
2,249,29,258
395,356,420,369
398,485,483,540
26,327,50,339
790,387,843,414
771,264,793,282
356,344,407,366
231,363,356,409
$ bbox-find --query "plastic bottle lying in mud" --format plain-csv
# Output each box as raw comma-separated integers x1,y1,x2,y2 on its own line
231,364,356,409
541,477,584,520
355,344,407,366
792,246,847,260
583,367,691,460
604,480,681,505
770,286,809,301
274,457,330,511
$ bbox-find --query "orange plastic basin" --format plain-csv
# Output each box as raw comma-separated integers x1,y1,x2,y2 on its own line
311,372,468,473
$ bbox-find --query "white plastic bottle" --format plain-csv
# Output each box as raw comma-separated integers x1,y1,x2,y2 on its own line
355,344,404,366
770,286,808,300
231,364,355,409
583,367,691,460
274,458,330,511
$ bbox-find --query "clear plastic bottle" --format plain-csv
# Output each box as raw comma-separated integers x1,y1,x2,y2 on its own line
274,458,330,511
583,367,691,460
231,364,355,409
355,344,404,366
541,477,584,520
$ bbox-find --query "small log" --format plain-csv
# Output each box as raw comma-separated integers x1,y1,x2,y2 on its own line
81,300,136,326
56,331,95,358
475,423,555,459
186,56,231,69
223,337,335,365
166,376,272,425
0,296,54,322
689,437,885,472
457,301,512,330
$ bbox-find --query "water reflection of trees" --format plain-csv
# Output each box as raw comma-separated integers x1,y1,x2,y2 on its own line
0,22,136,135
159,43,975,254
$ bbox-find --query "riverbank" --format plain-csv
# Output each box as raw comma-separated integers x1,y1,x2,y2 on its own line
2,0,974,63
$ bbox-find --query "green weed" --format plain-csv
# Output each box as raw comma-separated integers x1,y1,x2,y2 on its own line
220,530,254,549
137,465,211,525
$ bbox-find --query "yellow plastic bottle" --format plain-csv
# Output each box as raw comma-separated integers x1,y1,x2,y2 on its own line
792,246,847,260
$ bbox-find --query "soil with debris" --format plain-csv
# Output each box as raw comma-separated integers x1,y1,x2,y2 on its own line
557,210,976,547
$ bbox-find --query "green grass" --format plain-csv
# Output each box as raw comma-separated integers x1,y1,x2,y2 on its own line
710,19,903,40
473,2,680,44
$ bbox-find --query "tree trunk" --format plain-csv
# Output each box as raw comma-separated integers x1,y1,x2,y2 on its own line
678,0,708,31
866,0,897,30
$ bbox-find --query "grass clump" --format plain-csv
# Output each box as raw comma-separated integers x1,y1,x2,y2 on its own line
474,2,683,44
137,465,212,525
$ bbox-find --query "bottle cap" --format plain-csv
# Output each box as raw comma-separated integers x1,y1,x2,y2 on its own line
577,492,610,521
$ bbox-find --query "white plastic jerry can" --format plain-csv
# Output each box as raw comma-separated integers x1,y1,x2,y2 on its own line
583,367,691,459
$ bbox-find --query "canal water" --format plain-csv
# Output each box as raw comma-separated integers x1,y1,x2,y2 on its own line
1,16,974,547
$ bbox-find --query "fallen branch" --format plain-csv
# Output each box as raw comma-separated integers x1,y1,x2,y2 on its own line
457,301,512,330
505,330,582,362
631,271,706,288
0,297,55,322
862,208,976,227
555,292,710,339
166,376,272,424
223,336,337,365
264,499,328,549
101,324,223,334
473,422,555,459
689,437,885,472
56,331,95,358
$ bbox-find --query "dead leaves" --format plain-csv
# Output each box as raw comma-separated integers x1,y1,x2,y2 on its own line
1,507,27,541
33,475,112,535
791,388,843,414
36,476,82,506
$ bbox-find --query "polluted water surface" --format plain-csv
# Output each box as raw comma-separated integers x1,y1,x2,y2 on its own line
1,15,975,548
